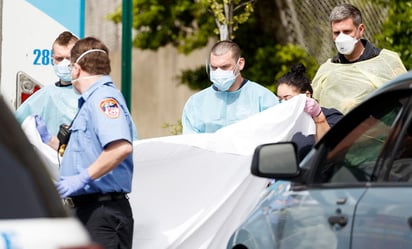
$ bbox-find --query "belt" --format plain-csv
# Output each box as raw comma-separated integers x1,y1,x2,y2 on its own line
62,192,128,208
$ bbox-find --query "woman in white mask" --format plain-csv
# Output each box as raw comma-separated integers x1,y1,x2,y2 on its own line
311,3,406,115
181,40,279,134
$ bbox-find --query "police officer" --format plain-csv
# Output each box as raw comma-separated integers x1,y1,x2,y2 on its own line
57,37,135,249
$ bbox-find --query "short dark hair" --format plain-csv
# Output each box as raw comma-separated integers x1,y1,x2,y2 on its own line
210,40,241,61
71,36,111,75
53,31,78,48
277,63,313,94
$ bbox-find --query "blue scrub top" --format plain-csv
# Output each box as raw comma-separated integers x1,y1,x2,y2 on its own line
15,83,78,135
182,80,279,134
60,75,134,196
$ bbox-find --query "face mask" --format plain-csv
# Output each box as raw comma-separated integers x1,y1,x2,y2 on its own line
334,32,358,55
209,60,239,91
53,59,72,82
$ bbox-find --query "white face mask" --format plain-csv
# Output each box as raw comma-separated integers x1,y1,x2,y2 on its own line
334,32,359,55
209,60,240,91
53,59,72,82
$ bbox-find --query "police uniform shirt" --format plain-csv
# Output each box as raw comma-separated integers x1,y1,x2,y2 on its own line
60,75,134,196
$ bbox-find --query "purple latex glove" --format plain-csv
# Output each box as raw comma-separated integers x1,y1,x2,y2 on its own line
56,170,92,198
304,97,321,118
34,115,52,143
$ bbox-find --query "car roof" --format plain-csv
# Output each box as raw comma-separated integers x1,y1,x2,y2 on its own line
366,71,412,99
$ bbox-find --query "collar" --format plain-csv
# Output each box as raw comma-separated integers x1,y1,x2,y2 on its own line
333,39,381,64
55,80,73,87
79,75,113,107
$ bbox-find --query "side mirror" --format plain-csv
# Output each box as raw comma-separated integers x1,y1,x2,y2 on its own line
251,142,300,179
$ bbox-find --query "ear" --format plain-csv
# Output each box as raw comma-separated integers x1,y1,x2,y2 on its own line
358,23,365,38
305,91,312,98
73,63,81,71
238,57,245,71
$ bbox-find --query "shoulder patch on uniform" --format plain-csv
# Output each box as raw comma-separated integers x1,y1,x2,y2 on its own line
99,98,120,118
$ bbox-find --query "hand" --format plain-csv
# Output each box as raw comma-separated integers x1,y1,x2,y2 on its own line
304,97,322,118
34,115,52,143
56,170,92,198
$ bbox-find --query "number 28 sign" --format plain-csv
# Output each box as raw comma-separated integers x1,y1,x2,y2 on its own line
32,49,54,66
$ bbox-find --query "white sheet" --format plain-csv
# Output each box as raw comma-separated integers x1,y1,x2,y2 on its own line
21,94,314,249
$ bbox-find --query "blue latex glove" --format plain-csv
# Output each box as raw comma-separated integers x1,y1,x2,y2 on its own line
56,170,92,198
34,115,52,143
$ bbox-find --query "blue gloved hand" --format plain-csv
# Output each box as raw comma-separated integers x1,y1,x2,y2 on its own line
56,170,92,198
34,115,52,143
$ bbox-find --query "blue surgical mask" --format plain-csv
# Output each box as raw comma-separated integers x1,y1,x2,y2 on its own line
53,59,72,82
210,69,236,91
210,60,239,91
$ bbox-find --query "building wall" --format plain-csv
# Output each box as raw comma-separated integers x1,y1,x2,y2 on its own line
85,0,209,138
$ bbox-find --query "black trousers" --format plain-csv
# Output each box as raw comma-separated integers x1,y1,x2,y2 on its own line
75,197,134,249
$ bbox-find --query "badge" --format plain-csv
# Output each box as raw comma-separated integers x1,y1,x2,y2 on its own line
99,98,120,118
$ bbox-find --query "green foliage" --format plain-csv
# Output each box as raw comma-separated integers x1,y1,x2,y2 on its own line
107,0,215,54
108,0,258,53
177,66,211,90
162,119,182,135
206,0,256,39
374,0,412,70
244,44,319,93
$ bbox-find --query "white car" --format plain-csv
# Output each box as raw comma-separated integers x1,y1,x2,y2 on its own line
0,95,102,249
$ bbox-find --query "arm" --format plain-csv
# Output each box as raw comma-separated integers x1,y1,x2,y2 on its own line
312,112,330,141
87,140,132,180
181,99,198,134
47,136,60,151
56,139,132,197
304,97,330,141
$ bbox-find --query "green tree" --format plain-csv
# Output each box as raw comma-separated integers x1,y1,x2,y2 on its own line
374,0,412,70
108,0,319,91
205,0,256,40
108,0,255,54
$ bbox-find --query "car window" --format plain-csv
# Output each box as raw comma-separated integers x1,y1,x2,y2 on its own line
315,96,406,184
389,122,412,182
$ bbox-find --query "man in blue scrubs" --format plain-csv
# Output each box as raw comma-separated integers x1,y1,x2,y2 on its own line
15,31,79,136
182,40,279,134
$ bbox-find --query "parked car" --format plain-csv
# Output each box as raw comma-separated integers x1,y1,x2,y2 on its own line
0,95,102,249
227,71,412,249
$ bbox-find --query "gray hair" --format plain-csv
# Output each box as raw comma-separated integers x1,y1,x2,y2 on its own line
329,3,362,26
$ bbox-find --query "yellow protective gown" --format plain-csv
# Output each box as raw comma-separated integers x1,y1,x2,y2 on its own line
312,49,407,114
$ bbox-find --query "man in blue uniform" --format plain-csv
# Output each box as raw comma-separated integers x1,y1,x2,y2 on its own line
53,37,135,249
181,40,279,134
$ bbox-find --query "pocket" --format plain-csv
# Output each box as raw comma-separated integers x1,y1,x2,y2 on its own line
69,118,88,152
